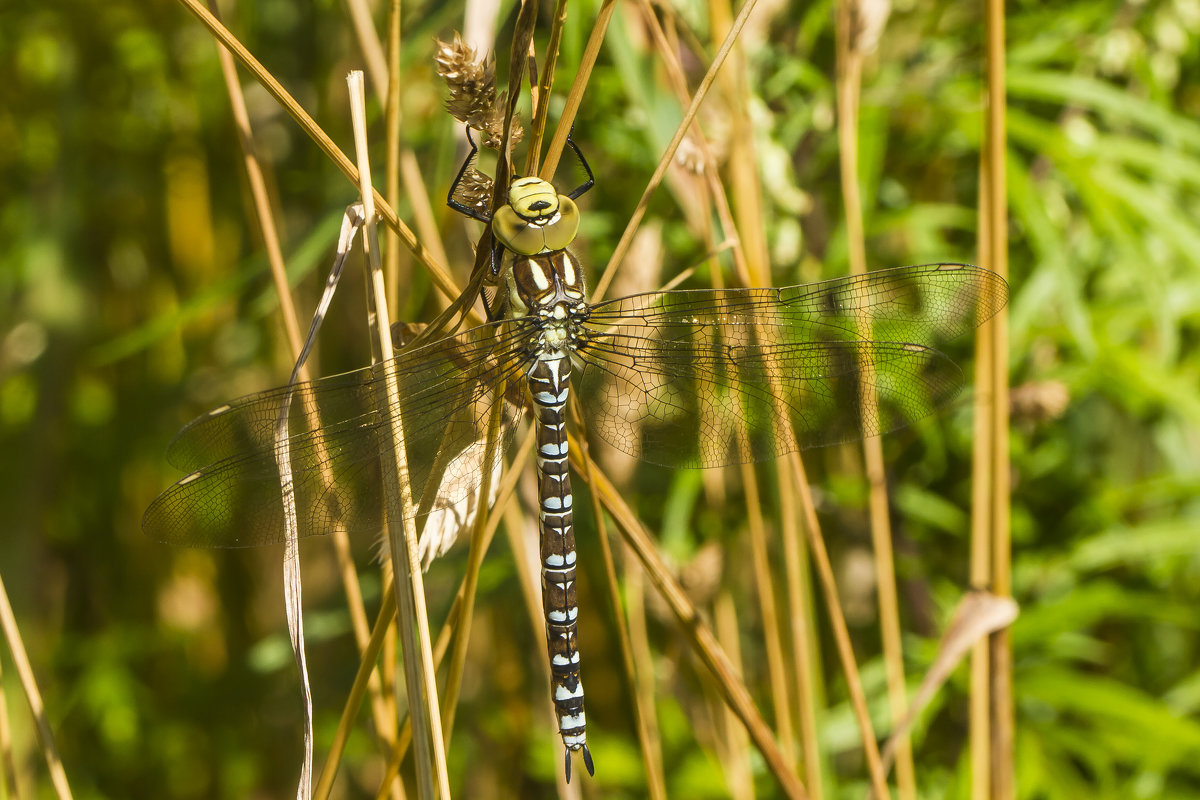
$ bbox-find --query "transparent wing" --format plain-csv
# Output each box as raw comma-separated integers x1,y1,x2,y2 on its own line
575,263,1008,467
143,322,531,548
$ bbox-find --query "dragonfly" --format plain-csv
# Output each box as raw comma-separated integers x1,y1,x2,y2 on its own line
144,127,1008,781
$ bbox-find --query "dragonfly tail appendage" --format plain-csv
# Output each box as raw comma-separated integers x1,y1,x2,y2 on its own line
564,742,596,783
529,354,593,780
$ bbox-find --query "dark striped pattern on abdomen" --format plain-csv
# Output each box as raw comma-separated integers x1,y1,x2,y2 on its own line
527,352,594,779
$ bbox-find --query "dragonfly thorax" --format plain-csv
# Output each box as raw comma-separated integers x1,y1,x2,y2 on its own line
506,251,590,352
493,177,580,256
535,302,589,353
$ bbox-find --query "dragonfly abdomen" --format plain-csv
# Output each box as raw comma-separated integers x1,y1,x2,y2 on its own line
527,353,594,781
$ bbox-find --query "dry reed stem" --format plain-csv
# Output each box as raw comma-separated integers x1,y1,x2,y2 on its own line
539,0,618,181
627,5,724,282
0,654,17,799
694,647,731,790
207,9,404,785
0,572,72,799
501,0,538,181
741,459,797,756
375,728,415,800
709,0,801,767
968,233,993,800
833,1,915,797
635,3,728,277
968,141,993,800
381,560,400,770
524,0,571,175
714,592,754,800
711,0,769,284
525,41,544,174
984,0,1014,796
969,3,1017,790
785,449,888,799
207,0,302,358
576,448,809,799
635,0,751,289
591,0,763,301
384,0,405,314
778,464,825,797
439,398,507,746
174,0,459,303
623,561,668,800
371,436,533,795
700,0,820,786
350,72,450,800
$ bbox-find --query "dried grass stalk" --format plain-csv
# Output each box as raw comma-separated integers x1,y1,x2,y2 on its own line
435,34,523,149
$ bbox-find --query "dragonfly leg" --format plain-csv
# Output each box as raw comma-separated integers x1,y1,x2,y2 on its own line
447,125,493,223
564,125,595,200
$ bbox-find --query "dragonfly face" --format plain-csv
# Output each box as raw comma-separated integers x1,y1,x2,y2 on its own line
145,123,1008,783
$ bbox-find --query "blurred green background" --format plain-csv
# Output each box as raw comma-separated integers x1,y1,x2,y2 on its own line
2,0,1200,797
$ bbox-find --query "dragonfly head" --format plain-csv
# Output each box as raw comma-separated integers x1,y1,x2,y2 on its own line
493,176,581,256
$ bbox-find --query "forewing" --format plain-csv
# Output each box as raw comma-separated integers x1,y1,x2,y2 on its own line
575,263,1007,468
143,322,530,548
